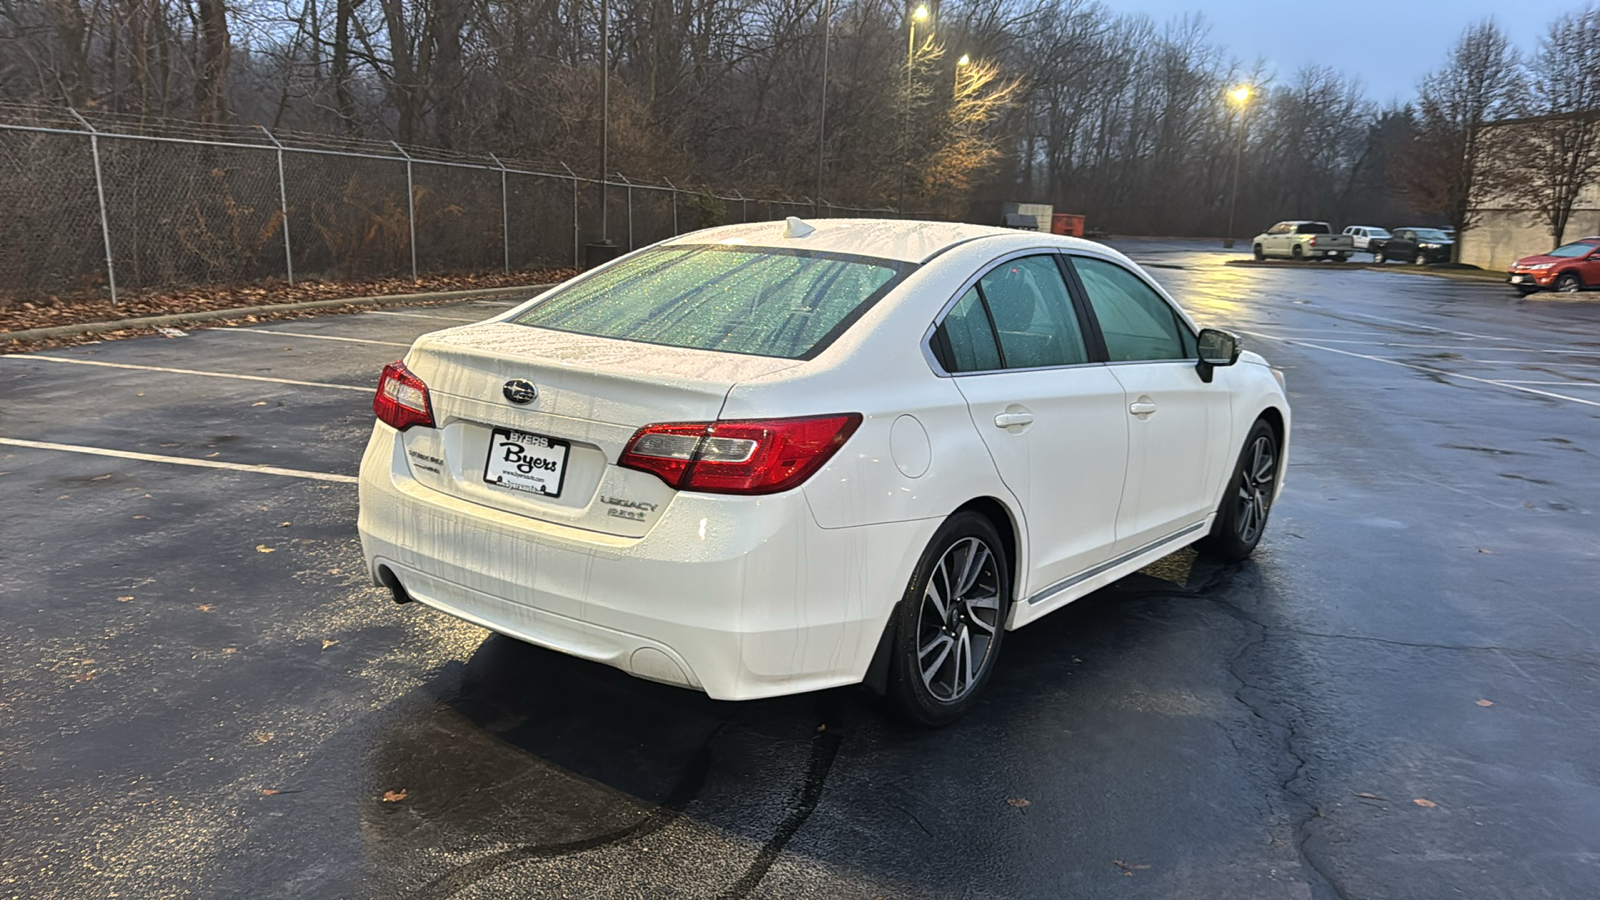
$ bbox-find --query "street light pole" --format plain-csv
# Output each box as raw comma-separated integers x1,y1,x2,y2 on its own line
815,0,831,215
897,4,929,215
600,0,610,243
1224,84,1252,249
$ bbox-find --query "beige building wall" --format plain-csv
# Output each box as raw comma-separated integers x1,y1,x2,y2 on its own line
1461,207,1600,270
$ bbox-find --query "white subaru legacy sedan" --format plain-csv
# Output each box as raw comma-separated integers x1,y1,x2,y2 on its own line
359,219,1289,724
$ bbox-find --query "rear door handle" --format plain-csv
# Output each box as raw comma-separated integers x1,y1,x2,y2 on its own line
994,412,1034,428
1129,400,1157,417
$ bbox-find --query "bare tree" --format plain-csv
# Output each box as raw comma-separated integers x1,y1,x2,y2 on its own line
1515,6,1600,244
1400,20,1520,254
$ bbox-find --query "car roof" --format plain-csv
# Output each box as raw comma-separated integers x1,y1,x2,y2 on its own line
660,218,1107,264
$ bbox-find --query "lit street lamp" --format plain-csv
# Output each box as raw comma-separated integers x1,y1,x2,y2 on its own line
898,4,930,215
954,53,970,98
1224,83,1253,250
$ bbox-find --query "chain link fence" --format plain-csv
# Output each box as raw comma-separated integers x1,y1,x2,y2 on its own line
0,104,920,305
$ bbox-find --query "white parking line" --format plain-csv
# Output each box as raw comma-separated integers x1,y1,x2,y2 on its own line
0,437,357,483
365,310,483,322
2,355,371,392
212,327,412,348
1241,331,1600,408
1257,337,1590,356
1494,379,1600,386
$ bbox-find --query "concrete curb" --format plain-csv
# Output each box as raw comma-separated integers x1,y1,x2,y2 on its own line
0,282,557,344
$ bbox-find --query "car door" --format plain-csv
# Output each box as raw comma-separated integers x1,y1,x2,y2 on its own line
934,253,1130,598
1263,223,1289,256
1390,230,1414,258
1065,254,1234,556
1577,246,1600,285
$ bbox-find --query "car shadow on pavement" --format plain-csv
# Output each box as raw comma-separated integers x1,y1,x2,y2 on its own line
354,550,1265,898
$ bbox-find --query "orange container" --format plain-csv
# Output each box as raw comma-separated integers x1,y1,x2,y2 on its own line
1051,213,1086,237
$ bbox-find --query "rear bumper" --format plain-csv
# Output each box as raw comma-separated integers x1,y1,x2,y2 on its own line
357,423,934,700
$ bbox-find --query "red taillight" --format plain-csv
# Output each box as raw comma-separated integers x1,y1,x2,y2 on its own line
373,360,434,431
1309,236,1318,247
619,413,862,495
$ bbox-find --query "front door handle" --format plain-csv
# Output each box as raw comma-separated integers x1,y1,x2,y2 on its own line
1129,400,1158,418
994,412,1034,428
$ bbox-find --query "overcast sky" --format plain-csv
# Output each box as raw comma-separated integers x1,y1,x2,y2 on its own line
1112,0,1579,102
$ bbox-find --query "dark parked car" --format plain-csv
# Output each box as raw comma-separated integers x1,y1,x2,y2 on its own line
1377,228,1454,265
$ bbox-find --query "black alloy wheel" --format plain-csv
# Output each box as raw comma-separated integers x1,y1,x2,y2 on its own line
887,512,1011,726
1198,419,1279,562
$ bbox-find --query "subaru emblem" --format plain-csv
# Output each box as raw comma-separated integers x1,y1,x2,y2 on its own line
502,379,538,404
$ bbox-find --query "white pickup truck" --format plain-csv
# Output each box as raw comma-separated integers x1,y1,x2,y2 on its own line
1251,221,1354,261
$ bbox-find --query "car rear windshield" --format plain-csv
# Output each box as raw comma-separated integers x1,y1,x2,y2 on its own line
1295,223,1331,234
1546,242,1596,258
1414,229,1451,241
512,245,911,360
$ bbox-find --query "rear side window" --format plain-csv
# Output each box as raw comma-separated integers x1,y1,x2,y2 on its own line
977,255,1090,368
512,245,910,360
1296,223,1331,234
934,288,1002,372
1070,257,1193,362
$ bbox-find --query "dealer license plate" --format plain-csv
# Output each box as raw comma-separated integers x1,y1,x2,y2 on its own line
483,427,569,497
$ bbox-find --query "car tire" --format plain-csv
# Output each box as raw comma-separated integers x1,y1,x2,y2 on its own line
1331,253,1347,263
1197,419,1279,563
886,511,1011,726
1253,244,1265,261
1556,272,1582,293
1374,250,1384,264
1414,252,1426,265
1291,245,1303,260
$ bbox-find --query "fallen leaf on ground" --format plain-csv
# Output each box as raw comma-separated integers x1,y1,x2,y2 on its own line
157,326,188,337
260,789,281,796
1477,548,1492,554
252,402,268,407
254,731,275,743
382,789,408,803
816,723,827,732
205,452,220,457
1413,798,1437,808
1113,859,1150,876
73,670,97,682
321,639,339,650
116,595,134,602
1006,798,1031,808
133,514,148,520
278,521,291,527
1476,699,1494,707
256,545,275,553
89,473,112,482
196,604,213,612
1355,792,1385,800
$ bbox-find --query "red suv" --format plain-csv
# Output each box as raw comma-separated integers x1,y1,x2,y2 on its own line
1508,238,1600,295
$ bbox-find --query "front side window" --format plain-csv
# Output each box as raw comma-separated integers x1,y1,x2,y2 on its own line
977,255,1090,369
512,245,910,360
1070,256,1192,362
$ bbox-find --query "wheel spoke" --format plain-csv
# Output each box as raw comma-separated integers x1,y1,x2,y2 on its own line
966,594,1000,633
920,634,954,685
957,542,990,596
925,559,949,622
955,627,974,695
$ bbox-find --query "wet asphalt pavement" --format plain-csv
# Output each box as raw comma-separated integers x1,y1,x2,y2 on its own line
2,241,1598,899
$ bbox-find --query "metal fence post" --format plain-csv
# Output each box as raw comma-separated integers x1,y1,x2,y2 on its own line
490,153,510,274
732,189,747,224
257,126,295,284
664,178,679,235
617,173,634,251
67,109,117,304
560,162,579,268
390,141,418,280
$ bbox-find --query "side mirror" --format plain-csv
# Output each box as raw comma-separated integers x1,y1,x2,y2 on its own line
1196,328,1240,383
